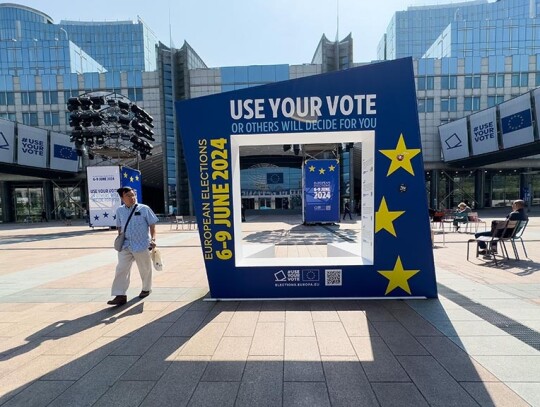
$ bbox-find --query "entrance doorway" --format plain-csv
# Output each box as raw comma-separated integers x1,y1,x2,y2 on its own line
14,187,43,222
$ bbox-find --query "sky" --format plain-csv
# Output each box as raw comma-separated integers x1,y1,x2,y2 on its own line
15,0,466,67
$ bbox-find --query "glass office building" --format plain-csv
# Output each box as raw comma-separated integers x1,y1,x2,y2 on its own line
378,0,540,209
0,3,164,222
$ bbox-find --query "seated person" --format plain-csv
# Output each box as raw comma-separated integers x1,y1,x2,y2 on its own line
453,202,471,231
475,199,528,255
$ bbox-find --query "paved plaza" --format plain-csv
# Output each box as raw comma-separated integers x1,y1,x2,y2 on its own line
0,210,539,406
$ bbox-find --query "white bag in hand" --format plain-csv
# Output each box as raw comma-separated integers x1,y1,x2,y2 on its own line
151,248,163,271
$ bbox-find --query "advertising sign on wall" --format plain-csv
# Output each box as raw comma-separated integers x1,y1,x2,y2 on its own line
304,159,340,223
499,94,534,148
49,132,79,172
438,117,469,161
87,166,142,228
176,58,437,299
469,107,498,155
17,125,47,168
0,119,15,164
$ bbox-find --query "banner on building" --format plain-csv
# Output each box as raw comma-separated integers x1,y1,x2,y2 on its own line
304,159,340,223
499,94,534,148
438,118,469,161
87,166,142,228
49,132,79,172
176,57,437,299
469,107,498,155
17,125,47,168
0,119,15,164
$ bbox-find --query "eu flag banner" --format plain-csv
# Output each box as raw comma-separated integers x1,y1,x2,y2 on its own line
120,166,143,201
267,172,284,184
501,109,532,134
499,94,534,148
53,144,78,161
304,159,340,223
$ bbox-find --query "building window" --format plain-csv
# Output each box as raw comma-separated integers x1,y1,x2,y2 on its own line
464,96,480,111
0,112,16,121
441,75,457,89
464,75,481,89
488,74,504,88
511,73,529,87
21,92,37,105
64,90,79,101
0,91,15,105
43,91,59,105
22,113,38,126
417,76,434,90
128,88,143,101
417,98,434,113
441,97,457,112
44,112,60,126
487,95,505,107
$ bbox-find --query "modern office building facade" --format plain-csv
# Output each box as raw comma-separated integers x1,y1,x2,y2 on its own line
2,0,540,222
377,0,540,209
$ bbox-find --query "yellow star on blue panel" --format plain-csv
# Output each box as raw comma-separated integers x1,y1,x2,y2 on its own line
319,168,325,175
135,175,139,181
130,176,134,182
329,165,336,171
309,165,316,172
379,134,421,176
375,197,405,237
378,256,420,295
123,172,128,178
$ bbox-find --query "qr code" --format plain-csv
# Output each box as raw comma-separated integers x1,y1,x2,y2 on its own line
325,269,342,286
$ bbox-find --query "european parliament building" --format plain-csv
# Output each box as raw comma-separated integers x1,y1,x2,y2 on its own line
1,0,539,222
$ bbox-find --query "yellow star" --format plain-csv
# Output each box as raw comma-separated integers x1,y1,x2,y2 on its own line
329,165,335,171
378,256,420,295
135,175,139,181
309,165,316,172
375,197,405,237
379,134,421,176
319,168,325,175
130,176,134,182
123,172,128,178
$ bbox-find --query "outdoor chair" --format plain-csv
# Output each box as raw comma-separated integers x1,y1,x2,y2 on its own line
466,212,486,233
509,219,529,260
170,215,188,230
466,220,518,266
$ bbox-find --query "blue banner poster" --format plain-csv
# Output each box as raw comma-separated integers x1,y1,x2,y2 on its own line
120,166,143,201
176,57,437,299
304,159,340,223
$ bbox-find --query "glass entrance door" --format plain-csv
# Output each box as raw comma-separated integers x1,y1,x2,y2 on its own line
14,187,43,222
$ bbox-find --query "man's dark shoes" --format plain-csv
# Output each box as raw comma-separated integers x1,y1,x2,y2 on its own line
139,290,150,299
107,295,127,306
478,249,487,255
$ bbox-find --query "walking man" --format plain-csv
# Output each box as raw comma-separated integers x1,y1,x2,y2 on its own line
343,200,353,220
107,186,158,306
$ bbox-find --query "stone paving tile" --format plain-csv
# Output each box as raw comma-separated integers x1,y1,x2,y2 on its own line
223,311,259,337
178,322,228,356
285,310,315,336
371,382,429,407
397,355,481,407
139,356,209,407
92,380,156,407
506,382,540,407
284,336,324,382
201,336,251,382
337,310,374,337
187,381,240,407
283,382,331,407
350,336,410,382
120,336,187,381
322,355,379,407
250,322,285,356
415,335,499,382
388,307,443,337
163,310,209,337
448,334,539,356
473,355,540,382
460,382,531,407
47,355,139,407
370,321,430,355
314,321,356,356
235,356,283,407
0,380,74,407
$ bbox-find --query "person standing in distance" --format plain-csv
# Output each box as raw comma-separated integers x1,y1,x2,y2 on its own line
107,186,158,306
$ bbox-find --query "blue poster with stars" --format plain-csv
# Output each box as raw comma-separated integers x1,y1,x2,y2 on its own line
176,57,437,299
304,159,340,223
87,165,142,228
